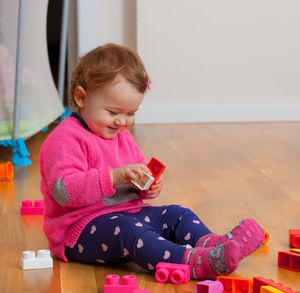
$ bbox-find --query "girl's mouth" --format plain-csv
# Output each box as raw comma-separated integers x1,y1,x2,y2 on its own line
107,126,119,132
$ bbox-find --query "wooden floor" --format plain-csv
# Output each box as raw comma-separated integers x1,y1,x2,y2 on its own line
0,122,300,292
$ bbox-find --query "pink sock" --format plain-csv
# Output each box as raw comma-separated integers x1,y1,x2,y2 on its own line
182,241,240,280
195,219,265,259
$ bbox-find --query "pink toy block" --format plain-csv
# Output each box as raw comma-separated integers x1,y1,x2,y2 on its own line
155,262,190,284
253,277,300,293
132,290,150,293
278,251,300,272
289,229,300,248
103,275,138,293
195,280,224,293
20,200,44,215
217,276,252,293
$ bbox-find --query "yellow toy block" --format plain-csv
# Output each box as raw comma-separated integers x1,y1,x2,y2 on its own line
260,285,285,293
289,248,300,254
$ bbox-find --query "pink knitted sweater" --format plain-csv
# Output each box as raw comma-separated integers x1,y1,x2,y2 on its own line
39,115,152,261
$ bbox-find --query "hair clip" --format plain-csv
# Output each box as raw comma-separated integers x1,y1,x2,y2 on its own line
145,74,151,90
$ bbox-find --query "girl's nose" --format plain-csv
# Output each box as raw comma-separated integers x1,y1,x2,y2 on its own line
115,117,128,127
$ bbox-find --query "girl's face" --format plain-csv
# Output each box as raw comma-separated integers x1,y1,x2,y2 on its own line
74,75,144,139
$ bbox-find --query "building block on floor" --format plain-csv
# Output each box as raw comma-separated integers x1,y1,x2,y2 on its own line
132,290,150,293
0,161,14,180
103,275,138,293
289,229,300,248
20,250,53,270
217,276,252,293
278,251,300,272
155,262,190,284
263,230,269,244
253,277,299,293
290,248,300,254
260,286,285,293
20,200,44,215
195,280,224,293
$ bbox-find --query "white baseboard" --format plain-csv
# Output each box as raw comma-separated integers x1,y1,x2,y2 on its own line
135,104,300,124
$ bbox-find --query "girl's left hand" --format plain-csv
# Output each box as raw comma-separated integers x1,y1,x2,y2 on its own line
146,174,164,197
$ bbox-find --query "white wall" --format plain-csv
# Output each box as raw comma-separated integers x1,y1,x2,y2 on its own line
77,0,300,123
136,0,300,123
98,0,136,50
76,0,136,57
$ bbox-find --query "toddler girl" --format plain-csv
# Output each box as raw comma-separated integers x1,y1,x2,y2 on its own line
39,43,266,280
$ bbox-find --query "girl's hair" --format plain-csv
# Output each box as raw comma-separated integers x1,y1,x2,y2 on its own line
70,43,149,103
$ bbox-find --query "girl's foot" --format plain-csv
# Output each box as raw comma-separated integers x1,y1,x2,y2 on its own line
182,241,240,280
195,219,265,259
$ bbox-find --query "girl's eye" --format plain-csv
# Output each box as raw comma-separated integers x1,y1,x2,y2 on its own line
127,113,135,116
108,111,118,115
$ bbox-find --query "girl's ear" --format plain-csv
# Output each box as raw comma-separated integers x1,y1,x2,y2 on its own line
73,86,88,108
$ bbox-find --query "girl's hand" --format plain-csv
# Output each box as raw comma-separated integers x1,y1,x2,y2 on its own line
110,164,151,186
146,174,164,197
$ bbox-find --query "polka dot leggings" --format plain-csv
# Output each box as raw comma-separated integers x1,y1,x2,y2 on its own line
65,205,211,272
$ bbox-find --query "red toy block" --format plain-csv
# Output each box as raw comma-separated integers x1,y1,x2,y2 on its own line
278,251,300,272
103,275,138,293
155,262,190,284
195,280,224,293
147,157,166,185
217,276,252,293
20,200,44,215
289,229,300,248
147,157,166,179
253,277,300,293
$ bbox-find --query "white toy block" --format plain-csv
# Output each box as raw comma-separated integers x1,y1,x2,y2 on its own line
131,171,155,190
20,249,53,270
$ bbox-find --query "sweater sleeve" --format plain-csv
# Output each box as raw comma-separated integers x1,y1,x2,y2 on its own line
40,126,115,208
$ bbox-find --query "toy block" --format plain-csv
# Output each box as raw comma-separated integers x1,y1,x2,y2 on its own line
20,200,44,215
195,280,224,293
155,262,190,284
148,157,166,180
132,290,150,293
253,277,299,293
131,157,166,191
20,250,53,270
261,286,285,293
278,251,300,272
0,161,14,180
131,171,155,190
103,275,138,293
263,230,269,244
217,276,252,293
289,229,300,248
290,248,300,254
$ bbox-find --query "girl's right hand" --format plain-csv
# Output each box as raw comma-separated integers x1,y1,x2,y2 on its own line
110,164,151,186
